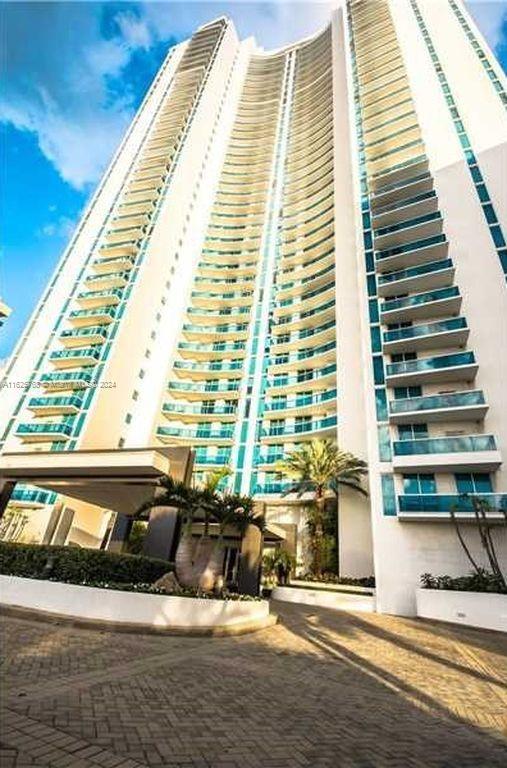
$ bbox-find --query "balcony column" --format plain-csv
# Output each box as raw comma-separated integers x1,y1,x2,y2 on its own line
0,480,16,520
237,523,263,596
107,512,133,553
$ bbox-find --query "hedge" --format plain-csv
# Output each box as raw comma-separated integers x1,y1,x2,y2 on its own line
0,541,172,585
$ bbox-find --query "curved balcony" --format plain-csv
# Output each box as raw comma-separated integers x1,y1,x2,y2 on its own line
275,298,335,332
40,371,93,391
254,482,293,496
268,341,336,372
77,288,123,310
84,272,129,292
59,326,108,348
157,425,234,445
181,322,250,342
49,347,101,369
186,306,250,323
92,255,136,274
271,319,335,352
392,434,501,472
397,493,507,520
380,286,461,323
172,359,243,380
370,172,433,213
370,155,429,195
385,351,478,386
167,380,240,401
382,317,468,353
97,242,138,260
68,306,117,328
377,258,455,298
263,389,337,418
190,289,254,309
162,402,237,422
260,415,337,443
16,422,73,442
389,390,487,424
274,281,335,317
28,396,84,416
177,341,246,360
266,363,336,395
193,450,232,468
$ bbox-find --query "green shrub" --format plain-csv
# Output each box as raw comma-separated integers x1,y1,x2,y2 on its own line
0,541,172,585
421,569,506,594
299,573,375,588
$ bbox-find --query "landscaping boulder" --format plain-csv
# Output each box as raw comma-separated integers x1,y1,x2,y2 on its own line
153,571,181,594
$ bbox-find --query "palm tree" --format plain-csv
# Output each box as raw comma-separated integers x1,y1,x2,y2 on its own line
202,466,232,493
276,439,368,576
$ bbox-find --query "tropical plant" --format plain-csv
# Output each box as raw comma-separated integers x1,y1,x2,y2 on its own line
276,439,368,577
262,548,296,586
202,466,232,493
450,495,506,590
136,476,261,592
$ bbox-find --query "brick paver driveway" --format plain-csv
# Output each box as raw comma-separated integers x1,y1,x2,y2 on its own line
1,601,506,767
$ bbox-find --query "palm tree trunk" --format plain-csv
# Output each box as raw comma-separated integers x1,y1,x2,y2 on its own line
335,492,340,577
175,524,198,588
314,491,325,577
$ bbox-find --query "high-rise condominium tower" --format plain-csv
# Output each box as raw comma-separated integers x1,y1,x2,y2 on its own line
1,0,506,614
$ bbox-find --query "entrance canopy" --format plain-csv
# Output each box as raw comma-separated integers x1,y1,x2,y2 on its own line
0,447,193,516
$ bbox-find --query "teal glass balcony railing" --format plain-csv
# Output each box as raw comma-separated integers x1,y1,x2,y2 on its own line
177,341,246,354
383,317,467,343
254,482,293,495
11,489,58,505
264,389,337,412
191,290,253,301
77,288,123,302
373,189,436,218
50,348,101,362
86,271,129,285
277,281,334,308
168,381,239,394
28,396,84,410
194,450,232,465
255,452,284,466
173,360,243,373
69,306,117,321
194,275,255,287
16,422,73,437
182,323,249,335
93,255,135,268
270,341,335,366
381,286,459,314
187,306,250,317
277,299,335,326
374,211,442,238
386,351,476,378
162,403,236,417
269,363,336,387
278,263,334,293
390,390,485,415
157,426,234,440
272,320,335,345
378,258,453,286
41,371,93,385
262,415,337,437
398,494,507,514
376,233,446,261
60,326,108,340
393,434,497,456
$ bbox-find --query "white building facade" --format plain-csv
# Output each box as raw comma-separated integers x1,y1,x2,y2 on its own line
1,1,506,615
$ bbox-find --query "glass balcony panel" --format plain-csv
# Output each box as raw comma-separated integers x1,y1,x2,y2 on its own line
398,494,507,514
383,317,467,343
389,390,485,414
393,435,497,455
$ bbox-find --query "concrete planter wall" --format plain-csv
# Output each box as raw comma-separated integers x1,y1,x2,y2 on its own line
272,584,376,613
0,575,270,631
416,588,507,632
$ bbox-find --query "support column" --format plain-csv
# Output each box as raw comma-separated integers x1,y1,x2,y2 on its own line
237,524,263,596
142,507,180,562
51,508,75,546
107,512,133,553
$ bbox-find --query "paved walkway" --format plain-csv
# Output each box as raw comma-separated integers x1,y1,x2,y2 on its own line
1,602,506,767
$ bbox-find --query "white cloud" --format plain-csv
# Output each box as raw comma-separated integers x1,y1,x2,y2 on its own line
465,1,507,51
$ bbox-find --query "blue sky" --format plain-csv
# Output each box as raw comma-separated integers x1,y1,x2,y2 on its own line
1,1,506,360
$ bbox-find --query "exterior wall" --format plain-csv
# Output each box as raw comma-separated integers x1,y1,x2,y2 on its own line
1,6,505,616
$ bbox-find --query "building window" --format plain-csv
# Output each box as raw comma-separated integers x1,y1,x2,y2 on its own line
118,437,125,448
394,386,422,400
403,473,436,494
455,473,493,494
125,413,132,424
132,390,139,401
398,424,428,440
